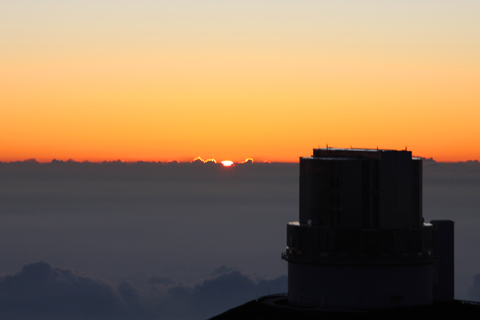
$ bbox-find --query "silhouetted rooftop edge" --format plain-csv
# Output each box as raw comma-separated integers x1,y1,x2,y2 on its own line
209,295,480,320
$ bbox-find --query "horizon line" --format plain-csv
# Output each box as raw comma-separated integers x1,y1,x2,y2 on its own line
1,158,480,165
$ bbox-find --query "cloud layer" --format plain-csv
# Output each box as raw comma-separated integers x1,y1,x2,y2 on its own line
0,262,287,320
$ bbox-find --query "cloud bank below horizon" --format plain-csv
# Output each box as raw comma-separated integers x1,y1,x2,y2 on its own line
0,261,286,320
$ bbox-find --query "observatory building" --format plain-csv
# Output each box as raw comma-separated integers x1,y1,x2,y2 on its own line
282,148,454,310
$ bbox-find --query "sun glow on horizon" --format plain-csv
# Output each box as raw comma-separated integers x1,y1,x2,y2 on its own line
192,157,217,164
241,158,254,164
221,160,234,167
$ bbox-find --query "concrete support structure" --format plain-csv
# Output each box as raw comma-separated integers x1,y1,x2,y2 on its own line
282,148,454,310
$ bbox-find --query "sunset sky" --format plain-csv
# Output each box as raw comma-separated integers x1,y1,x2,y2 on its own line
1,1,479,163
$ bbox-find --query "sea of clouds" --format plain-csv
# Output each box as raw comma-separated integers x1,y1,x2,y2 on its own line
0,160,479,319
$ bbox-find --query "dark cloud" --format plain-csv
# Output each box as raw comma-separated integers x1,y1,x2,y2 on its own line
187,267,287,318
117,282,139,305
0,262,287,320
0,262,127,319
141,266,287,320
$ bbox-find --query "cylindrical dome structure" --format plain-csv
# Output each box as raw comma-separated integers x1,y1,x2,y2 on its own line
282,148,441,310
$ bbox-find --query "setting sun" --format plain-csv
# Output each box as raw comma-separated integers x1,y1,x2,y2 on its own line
221,161,234,167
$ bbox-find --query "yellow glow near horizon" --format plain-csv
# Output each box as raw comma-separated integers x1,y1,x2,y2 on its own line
221,161,234,167
193,157,217,164
1,2,479,163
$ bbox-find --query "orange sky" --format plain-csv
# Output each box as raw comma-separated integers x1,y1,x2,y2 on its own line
1,1,479,163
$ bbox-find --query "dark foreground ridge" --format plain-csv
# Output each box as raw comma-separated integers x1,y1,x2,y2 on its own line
209,295,480,320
